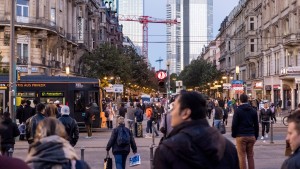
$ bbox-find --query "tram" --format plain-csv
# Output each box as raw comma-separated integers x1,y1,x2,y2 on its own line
0,75,103,129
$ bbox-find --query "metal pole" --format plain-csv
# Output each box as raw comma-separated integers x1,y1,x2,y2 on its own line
81,147,85,161
167,63,170,109
270,121,274,144
236,73,239,104
9,0,16,122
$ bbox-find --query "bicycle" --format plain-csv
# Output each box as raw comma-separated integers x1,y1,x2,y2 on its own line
282,115,289,126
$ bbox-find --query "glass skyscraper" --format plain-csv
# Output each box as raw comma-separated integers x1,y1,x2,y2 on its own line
117,0,144,54
167,0,213,74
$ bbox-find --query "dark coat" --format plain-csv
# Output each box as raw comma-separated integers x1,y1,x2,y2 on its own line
106,124,137,155
281,147,300,169
58,115,79,147
232,103,259,139
23,105,34,122
118,106,127,118
0,156,30,169
0,118,20,145
259,108,272,122
154,119,239,169
26,112,46,144
16,105,25,123
84,106,98,125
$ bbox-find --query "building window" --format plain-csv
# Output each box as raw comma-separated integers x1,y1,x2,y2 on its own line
250,17,254,30
17,43,28,64
92,19,95,30
17,0,29,17
228,41,231,51
250,39,255,52
50,8,56,26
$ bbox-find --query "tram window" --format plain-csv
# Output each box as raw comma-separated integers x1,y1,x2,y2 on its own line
88,91,98,104
74,91,85,112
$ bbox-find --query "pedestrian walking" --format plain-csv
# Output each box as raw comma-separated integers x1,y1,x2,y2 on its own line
126,102,136,132
156,103,164,130
84,103,97,138
259,102,272,140
0,112,20,156
232,94,259,169
223,103,229,125
54,100,62,118
58,105,79,147
25,103,46,144
26,118,90,169
106,104,115,129
281,110,300,169
16,100,26,124
287,99,292,114
118,103,127,118
212,101,223,128
106,116,137,169
154,91,239,169
270,103,277,123
45,103,58,118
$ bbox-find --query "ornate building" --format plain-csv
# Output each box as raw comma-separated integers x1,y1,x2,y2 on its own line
0,0,123,76
217,0,300,110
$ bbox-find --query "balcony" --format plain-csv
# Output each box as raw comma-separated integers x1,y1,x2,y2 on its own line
283,33,300,46
245,51,260,60
17,58,28,65
0,17,66,37
280,66,300,80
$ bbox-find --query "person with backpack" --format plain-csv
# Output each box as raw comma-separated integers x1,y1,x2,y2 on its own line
26,103,46,144
106,116,137,169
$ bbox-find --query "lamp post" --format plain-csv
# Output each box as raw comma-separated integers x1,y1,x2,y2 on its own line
236,66,240,103
66,66,70,77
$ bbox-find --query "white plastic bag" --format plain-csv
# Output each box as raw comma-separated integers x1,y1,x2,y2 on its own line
129,154,141,167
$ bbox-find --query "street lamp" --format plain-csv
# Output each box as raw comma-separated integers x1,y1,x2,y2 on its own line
66,66,70,77
236,66,240,103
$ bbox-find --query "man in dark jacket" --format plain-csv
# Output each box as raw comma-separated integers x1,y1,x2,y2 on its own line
106,116,137,169
26,103,46,144
154,91,239,169
118,103,127,118
0,112,20,156
16,100,26,124
281,109,300,169
84,103,98,138
23,100,34,122
232,94,259,169
259,103,272,140
58,105,79,147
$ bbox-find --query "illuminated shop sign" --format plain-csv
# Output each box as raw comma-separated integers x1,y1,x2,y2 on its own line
41,92,64,97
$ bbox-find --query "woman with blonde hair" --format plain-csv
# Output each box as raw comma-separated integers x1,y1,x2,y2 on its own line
45,103,58,118
26,118,90,169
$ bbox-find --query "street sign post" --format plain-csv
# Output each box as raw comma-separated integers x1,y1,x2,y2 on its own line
113,84,123,93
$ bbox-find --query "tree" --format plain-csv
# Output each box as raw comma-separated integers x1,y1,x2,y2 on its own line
178,58,222,88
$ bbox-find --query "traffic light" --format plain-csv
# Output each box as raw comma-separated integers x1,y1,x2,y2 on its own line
158,80,165,88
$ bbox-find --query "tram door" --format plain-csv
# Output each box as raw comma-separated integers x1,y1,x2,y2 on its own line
0,90,5,114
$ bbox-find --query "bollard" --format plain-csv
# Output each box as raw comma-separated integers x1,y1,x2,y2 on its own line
81,147,85,161
8,148,13,157
270,121,274,144
149,121,156,169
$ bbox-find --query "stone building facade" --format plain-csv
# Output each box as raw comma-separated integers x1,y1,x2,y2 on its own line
217,0,300,110
0,0,123,76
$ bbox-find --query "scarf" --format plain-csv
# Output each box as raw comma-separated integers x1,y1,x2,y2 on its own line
26,135,78,169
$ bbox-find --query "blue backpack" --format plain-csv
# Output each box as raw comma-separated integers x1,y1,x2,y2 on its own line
117,127,130,146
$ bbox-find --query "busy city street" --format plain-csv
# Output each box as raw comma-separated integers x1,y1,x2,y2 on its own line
11,112,289,169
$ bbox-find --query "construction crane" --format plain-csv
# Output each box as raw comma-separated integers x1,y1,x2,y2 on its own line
118,15,180,61
155,57,163,70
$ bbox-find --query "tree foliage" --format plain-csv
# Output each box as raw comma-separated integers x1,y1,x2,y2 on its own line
80,43,157,90
178,58,222,88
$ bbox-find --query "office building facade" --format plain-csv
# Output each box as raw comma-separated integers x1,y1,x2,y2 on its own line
167,0,213,74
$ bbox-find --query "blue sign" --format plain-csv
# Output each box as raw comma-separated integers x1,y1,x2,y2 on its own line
231,80,244,84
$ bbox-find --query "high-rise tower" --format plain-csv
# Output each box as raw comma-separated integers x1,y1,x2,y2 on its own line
117,0,144,55
167,0,213,74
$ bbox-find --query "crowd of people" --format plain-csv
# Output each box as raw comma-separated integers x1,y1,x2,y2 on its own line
1,92,300,169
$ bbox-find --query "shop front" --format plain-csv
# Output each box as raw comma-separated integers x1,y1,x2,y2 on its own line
253,81,263,100
273,84,281,105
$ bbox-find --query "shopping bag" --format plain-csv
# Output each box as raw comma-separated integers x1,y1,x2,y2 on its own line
129,154,141,167
218,121,226,134
104,152,112,169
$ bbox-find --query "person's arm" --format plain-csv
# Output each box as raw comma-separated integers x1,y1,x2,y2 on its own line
13,123,20,137
106,129,117,151
130,130,137,153
253,111,259,140
72,120,79,146
231,110,238,138
259,110,262,123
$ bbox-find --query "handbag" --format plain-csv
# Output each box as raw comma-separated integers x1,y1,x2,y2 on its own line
104,152,112,169
218,121,226,134
129,154,141,167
